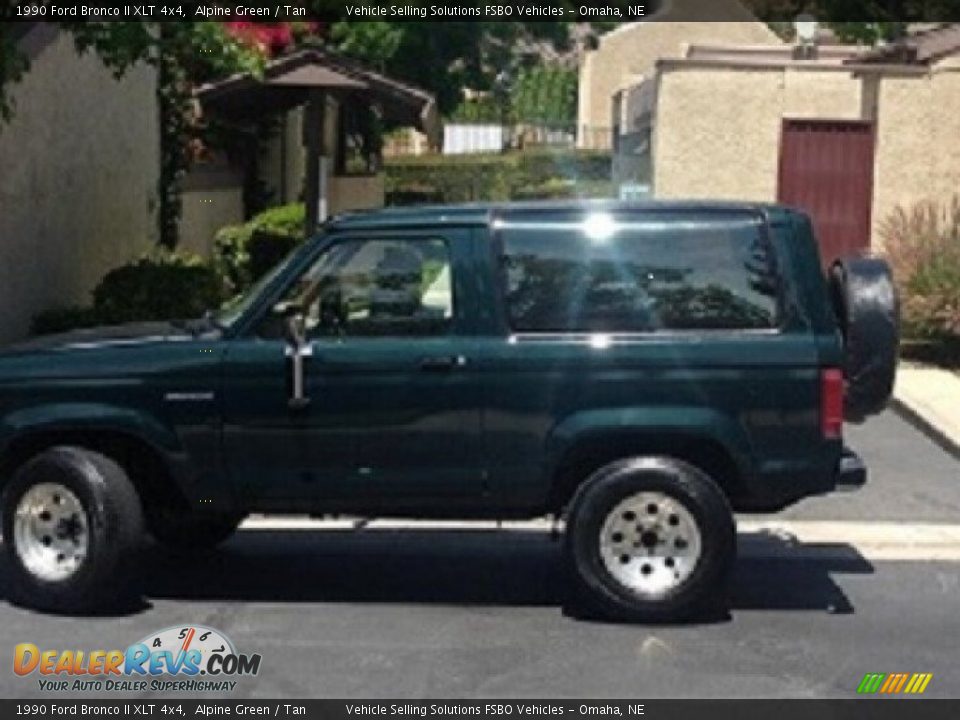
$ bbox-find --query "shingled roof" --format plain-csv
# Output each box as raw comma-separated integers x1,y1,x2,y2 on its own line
195,48,438,140
851,23,960,65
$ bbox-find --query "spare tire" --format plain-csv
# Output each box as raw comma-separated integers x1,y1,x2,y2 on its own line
828,257,900,423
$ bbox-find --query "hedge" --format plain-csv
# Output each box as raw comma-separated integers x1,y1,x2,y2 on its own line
31,251,227,336
385,149,613,204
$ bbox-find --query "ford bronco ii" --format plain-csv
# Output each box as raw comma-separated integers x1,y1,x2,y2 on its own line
0,202,898,619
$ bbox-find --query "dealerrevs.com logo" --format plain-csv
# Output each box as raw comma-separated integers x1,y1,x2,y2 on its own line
14,625,261,693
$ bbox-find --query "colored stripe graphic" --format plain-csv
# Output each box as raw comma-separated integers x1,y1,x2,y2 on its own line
858,672,932,694
858,673,885,694
893,674,909,693
879,674,898,693
908,673,934,694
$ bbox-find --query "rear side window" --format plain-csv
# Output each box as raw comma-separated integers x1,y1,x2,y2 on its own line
499,211,779,333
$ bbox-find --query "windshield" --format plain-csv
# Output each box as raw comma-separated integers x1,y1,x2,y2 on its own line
214,242,311,329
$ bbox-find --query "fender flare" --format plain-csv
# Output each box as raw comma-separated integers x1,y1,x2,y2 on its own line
545,406,753,507
0,402,196,502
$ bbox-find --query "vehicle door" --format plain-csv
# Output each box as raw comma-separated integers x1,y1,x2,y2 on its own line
221,229,483,507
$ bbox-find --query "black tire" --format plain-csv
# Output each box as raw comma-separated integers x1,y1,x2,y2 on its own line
829,257,900,423
145,504,242,552
565,457,735,623
1,447,144,613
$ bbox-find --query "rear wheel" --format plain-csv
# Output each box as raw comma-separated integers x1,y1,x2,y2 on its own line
1,447,143,613
565,457,735,622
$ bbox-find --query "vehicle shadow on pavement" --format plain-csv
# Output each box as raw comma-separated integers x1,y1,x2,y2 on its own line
116,528,872,621
0,529,872,620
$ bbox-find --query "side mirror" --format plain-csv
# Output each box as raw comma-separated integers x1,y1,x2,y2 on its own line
285,312,308,349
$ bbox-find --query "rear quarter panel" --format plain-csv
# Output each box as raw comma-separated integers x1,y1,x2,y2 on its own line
474,208,842,512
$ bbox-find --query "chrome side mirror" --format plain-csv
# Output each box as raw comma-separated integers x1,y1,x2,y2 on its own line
285,312,311,410
285,312,307,348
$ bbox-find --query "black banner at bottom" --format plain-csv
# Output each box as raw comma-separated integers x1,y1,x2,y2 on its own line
1,700,958,720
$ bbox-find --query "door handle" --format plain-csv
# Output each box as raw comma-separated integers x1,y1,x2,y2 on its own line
419,355,468,372
286,342,314,410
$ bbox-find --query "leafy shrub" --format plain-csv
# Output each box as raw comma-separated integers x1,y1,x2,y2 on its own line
212,222,253,292
248,203,305,238
31,251,228,336
92,251,227,325
880,198,960,339
214,203,306,290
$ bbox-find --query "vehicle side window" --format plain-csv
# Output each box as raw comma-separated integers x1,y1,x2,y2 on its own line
264,237,454,338
499,212,779,333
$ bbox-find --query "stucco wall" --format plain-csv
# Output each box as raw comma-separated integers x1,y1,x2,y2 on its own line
872,65,960,247
653,65,867,203
653,58,960,249
328,175,384,216
180,185,245,258
577,12,780,143
0,28,158,343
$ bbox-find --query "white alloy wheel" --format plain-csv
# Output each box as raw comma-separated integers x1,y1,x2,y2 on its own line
598,490,702,597
13,482,89,582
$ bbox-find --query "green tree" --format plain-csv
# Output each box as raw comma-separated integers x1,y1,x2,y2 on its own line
328,21,589,116
510,65,577,125
328,22,402,71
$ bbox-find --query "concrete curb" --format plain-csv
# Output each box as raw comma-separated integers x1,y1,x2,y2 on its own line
891,397,960,462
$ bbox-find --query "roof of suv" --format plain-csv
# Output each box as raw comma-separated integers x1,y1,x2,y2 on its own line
327,200,797,231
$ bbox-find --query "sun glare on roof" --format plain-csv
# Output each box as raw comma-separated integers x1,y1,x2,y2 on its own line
583,212,617,243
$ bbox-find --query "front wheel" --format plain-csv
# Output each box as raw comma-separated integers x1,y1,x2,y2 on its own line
1,447,144,613
565,457,735,622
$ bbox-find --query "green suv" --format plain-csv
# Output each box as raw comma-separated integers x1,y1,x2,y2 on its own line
0,202,898,620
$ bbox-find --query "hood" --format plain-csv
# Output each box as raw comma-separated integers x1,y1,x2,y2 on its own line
1,321,195,355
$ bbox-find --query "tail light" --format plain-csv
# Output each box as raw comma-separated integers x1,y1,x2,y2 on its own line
821,368,844,439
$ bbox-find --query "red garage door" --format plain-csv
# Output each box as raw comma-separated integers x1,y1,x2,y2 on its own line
777,119,875,266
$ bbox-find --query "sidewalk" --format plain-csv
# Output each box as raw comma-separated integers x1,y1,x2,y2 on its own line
893,363,960,459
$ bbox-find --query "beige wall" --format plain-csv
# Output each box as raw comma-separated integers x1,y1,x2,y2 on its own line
0,28,158,343
180,185,245,258
653,58,960,248
577,8,780,142
872,64,960,247
328,176,384,216
653,65,867,203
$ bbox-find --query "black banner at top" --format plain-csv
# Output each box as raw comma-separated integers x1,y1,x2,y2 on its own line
4,0,960,22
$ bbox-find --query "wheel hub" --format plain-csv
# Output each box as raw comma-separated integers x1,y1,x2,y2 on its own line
13,483,89,582
599,491,703,597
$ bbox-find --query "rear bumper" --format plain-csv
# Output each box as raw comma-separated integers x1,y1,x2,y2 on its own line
835,447,867,492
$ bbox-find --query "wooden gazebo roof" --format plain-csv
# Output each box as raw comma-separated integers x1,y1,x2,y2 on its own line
195,48,439,140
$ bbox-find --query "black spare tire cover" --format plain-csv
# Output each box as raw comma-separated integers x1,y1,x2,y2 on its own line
828,257,900,423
